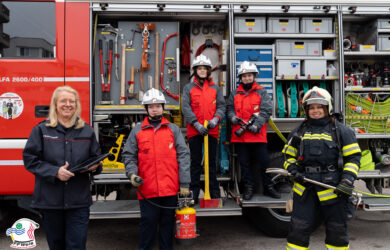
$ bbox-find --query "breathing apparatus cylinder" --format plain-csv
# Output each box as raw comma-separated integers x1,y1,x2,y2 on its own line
175,206,197,245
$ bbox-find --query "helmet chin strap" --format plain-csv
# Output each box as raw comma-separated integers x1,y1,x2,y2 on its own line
145,104,163,121
148,114,163,121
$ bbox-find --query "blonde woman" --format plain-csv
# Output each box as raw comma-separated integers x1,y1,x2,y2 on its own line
23,86,101,250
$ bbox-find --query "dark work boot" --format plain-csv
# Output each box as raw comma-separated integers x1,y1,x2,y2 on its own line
243,185,254,200
264,184,281,199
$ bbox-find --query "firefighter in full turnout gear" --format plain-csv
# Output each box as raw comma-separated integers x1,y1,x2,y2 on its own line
182,54,226,204
283,86,361,250
227,61,280,200
122,88,191,250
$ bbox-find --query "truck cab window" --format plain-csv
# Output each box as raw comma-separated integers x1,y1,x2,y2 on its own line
0,1,55,59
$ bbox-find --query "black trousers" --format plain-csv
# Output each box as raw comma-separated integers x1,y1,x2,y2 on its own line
235,142,272,188
139,196,177,250
287,186,349,248
188,135,220,201
41,207,90,250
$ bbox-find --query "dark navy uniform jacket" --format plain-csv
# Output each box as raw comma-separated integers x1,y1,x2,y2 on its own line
23,120,101,209
282,117,361,205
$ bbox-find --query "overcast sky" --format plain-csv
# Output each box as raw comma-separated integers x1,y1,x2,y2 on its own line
3,2,55,45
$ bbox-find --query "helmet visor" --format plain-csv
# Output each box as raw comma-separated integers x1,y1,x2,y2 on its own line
305,98,328,106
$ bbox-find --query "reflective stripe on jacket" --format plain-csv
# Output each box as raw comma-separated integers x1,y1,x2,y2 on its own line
182,77,226,139
226,82,272,143
123,117,191,199
282,117,361,204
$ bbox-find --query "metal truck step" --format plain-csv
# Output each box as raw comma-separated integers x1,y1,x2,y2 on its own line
362,197,390,211
90,198,241,219
241,193,290,208
357,170,390,179
93,173,231,184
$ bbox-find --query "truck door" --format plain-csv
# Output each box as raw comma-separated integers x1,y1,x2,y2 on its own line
0,0,64,195
64,2,90,124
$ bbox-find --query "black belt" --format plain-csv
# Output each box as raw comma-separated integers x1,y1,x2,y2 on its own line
304,165,337,174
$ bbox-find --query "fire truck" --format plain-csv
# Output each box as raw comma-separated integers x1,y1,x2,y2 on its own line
1,0,390,237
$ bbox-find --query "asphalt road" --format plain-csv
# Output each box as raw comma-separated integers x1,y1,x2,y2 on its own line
2,209,390,250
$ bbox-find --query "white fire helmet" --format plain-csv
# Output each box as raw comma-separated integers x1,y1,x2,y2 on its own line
142,88,166,105
191,54,212,69
238,61,258,77
302,86,333,114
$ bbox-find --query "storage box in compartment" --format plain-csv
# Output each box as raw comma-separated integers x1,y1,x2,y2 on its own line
236,48,272,62
235,16,266,33
300,17,333,34
268,17,299,33
257,65,273,79
377,19,390,29
301,60,327,78
357,45,375,52
276,39,322,56
277,60,300,77
323,49,336,58
378,35,390,51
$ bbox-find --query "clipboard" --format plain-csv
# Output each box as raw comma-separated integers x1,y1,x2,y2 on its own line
69,153,111,173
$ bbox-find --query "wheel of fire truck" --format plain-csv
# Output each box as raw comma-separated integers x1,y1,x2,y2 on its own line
244,206,291,238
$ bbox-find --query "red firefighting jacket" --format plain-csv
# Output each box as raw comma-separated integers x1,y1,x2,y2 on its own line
122,117,190,199
226,82,272,143
182,77,226,139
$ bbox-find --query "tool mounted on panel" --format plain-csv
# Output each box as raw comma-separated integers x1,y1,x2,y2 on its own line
137,23,155,101
99,39,114,104
120,43,127,104
99,24,119,81
126,28,141,49
160,32,180,100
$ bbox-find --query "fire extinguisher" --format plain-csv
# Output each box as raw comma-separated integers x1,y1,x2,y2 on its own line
175,203,197,245
135,178,197,245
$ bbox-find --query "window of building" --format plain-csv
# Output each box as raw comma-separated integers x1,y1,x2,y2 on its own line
0,1,55,59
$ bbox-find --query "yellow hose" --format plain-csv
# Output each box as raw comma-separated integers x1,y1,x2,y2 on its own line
268,118,287,143
203,120,211,200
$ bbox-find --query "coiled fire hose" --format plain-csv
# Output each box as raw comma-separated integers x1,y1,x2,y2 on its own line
346,94,390,133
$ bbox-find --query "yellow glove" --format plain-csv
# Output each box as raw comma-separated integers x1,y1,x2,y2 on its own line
130,174,143,187
179,187,190,197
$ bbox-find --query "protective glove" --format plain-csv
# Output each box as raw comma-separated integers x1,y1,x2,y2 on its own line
231,116,240,125
193,121,209,136
248,124,259,134
207,117,219,129
179,187,190,197
335,178,354,197
288,165,304,183
129,174,143,187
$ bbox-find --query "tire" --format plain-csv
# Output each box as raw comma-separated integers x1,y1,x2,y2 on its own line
245,207,291,238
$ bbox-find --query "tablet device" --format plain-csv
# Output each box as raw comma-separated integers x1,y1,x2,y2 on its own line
69,152,111,173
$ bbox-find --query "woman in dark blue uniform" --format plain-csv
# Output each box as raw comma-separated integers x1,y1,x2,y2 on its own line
283,86,361,250
23,86,102,250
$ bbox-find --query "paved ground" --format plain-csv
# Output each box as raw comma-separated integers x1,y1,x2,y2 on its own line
1,209,390,249
2,181,390,249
